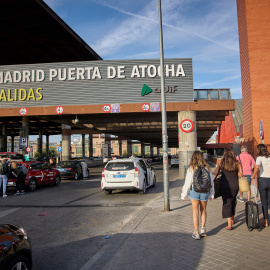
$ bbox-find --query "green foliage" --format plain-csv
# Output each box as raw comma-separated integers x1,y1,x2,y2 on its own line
35,147,57,157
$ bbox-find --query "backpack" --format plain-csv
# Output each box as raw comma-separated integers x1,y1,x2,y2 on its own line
193,165,211,193
0,162,8,175
19,164,28,175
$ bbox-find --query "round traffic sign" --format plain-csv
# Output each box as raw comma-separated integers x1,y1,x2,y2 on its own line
141,103,150,112
259,120,264,140
56,106,64,114
102,104,111,113
26,147,31,152
19,107,27,116
180,119,194,133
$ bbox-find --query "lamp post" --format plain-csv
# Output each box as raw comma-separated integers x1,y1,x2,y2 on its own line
158,0,170,211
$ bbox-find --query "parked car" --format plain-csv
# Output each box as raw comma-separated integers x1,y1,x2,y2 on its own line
73,157,103,167
7,162,61,191
57,160,88,180
0,224,32,270
101,158,156,195
171,155,179,167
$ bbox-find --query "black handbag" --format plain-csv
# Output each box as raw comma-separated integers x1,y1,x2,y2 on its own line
214,170,222,199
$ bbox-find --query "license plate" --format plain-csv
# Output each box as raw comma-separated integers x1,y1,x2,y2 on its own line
113,175,126,178
8,182,16,186
58,169,65,171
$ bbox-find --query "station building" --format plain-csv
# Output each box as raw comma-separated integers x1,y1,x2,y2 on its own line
0,0,235,178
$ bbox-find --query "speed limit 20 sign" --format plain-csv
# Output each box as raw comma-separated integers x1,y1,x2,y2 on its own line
102,104,111,113
180,119,194,133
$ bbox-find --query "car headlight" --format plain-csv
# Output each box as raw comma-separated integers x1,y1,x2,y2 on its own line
16,227,28,240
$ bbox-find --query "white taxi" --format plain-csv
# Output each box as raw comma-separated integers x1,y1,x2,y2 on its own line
101,158,156,195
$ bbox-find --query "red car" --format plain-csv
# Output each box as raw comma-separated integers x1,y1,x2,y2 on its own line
7,162,61,191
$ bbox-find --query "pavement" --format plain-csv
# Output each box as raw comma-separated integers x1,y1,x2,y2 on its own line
80,163,270,270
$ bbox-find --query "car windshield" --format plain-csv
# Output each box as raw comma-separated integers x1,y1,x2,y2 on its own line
29,163,41,170
59,162,74,168
106,162,134,171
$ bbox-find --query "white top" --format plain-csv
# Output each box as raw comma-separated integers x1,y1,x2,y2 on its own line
256,156,270,177
181,167,215,200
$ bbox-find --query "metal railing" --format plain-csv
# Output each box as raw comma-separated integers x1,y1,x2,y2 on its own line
194,89,232,101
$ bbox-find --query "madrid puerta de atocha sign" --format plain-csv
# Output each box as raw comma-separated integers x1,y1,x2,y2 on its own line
0,58,194,108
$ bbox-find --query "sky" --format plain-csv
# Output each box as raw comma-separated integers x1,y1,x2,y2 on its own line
44,0,242,99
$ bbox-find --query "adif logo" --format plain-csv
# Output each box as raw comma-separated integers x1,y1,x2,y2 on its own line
141,84,178,96
141,84,152,96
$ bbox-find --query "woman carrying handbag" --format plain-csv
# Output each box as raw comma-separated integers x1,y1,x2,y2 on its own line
214,149,243,230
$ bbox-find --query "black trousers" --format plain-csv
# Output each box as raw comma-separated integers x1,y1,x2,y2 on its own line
258,177,270,220
16,174,26,192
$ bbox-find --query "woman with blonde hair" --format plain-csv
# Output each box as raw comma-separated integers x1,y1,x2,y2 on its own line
181,151,214,240
214,149,243,230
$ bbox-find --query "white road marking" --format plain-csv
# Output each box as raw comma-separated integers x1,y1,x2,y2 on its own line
0,208,21,218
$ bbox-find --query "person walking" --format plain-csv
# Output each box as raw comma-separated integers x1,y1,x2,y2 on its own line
0,159,9,197
214,149,243,230
237,145,256,202
251,144,270,227
181,151,214,240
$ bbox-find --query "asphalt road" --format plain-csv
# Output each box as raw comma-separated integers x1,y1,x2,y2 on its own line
0,164,180,270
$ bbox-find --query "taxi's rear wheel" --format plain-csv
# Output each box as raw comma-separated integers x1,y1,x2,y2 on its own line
104,190,112,195
29,178,37,191
54,175,61,186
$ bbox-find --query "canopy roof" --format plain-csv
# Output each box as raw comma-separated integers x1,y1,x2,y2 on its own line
1,0,102,65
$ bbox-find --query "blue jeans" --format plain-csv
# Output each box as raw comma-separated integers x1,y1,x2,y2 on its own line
244,175,252,186
189,187,210,201
0,175,7,194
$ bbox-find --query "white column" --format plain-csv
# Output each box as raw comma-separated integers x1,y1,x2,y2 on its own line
62,124,71,161
178,111,197,179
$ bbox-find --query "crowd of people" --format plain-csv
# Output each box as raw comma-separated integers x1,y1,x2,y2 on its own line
181,144,269,240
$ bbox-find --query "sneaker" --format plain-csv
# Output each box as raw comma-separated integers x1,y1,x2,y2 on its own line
19,191,24,195
3,194,7,197
200,227,207,237
192,232,201,240
237,196,244,203
14,191,20,195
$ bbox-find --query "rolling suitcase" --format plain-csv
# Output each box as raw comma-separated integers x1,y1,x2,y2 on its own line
245,181,261,231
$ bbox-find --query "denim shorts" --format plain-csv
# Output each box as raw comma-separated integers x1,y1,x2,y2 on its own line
189,187,210,201
244,175,252,186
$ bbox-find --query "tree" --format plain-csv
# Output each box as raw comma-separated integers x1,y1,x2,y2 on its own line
35,147,57,157
43,147,57,157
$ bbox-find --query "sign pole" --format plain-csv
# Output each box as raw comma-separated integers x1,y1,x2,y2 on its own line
158,0,170,212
